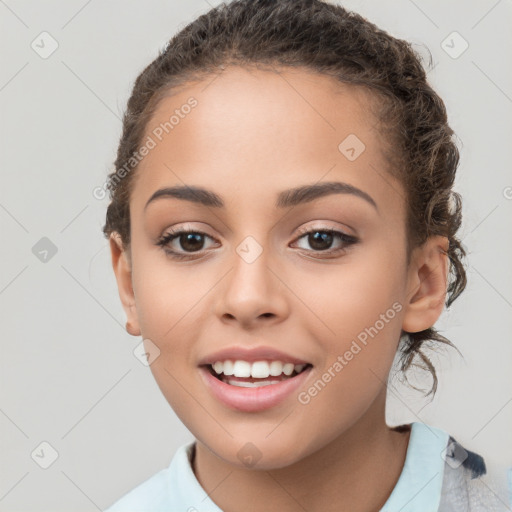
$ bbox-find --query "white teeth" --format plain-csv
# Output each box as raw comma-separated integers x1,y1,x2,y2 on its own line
283,363,294,376
210,359,309,378
225,379,282,388
294,364,306,373
269,361,283,376
223,360,234,376
251,361,270,378
232,360,251,377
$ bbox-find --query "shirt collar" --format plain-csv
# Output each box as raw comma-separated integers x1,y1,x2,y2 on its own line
166,421,448,512
380,421,448,511
164,441,224,511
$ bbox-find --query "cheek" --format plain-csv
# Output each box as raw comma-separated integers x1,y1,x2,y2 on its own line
132,261,208,418
293,249,405,339
132,251,208,340
129,264,213,418
289,248,405,401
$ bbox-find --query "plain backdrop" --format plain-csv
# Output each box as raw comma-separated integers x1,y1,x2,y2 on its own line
1,0,511,510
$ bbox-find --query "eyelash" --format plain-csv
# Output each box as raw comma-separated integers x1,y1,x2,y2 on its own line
156,226,359,261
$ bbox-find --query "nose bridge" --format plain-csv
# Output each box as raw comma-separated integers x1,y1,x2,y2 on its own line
215,234,289,326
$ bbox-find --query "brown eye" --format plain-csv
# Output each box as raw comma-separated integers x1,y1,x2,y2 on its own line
292,227,358,256
156,229,218,259
305,231,335,251
176,232,206,252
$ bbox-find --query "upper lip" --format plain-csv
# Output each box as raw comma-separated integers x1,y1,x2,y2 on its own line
198,346,311,366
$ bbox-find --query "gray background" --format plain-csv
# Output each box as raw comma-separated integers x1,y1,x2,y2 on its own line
1,0,511,510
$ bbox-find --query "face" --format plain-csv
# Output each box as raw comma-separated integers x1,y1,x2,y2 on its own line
110,66,444,469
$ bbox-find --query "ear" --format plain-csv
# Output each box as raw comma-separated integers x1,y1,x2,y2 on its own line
402,235,449,333
109,233,141,336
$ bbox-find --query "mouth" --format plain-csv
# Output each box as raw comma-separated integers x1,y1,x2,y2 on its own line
202,360,313,387
198,360,314,412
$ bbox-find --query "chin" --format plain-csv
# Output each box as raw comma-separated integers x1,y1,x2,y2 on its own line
205,434,309,471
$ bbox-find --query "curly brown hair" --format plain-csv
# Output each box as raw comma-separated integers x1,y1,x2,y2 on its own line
102,0,467,397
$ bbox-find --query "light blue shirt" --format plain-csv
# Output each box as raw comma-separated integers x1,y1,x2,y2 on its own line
104,422,504,511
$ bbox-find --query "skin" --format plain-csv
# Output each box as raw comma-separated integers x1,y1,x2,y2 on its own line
110,66,449,512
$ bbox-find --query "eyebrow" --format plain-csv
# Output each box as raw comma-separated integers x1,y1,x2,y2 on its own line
144,181,378,212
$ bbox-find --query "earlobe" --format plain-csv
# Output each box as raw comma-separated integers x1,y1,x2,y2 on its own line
402,236,449,334
109,233,141,337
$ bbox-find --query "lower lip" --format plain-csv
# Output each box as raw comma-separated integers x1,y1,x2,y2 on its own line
199,365,313,412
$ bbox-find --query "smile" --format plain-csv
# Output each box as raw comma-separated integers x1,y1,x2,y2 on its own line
212,359,308,381
199,361,313,412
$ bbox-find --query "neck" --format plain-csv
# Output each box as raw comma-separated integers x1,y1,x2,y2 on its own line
192,388,411,512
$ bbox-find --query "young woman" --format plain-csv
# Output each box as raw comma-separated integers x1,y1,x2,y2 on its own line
102,1,509,510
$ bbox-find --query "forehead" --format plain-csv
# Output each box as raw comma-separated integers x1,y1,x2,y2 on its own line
131,65,400,219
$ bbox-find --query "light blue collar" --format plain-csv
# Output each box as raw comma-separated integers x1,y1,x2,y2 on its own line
164,440,224,511
169,422,448,512
380,421,448,511
106,421,448,511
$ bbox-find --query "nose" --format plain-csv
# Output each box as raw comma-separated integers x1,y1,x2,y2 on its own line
213,245,290,329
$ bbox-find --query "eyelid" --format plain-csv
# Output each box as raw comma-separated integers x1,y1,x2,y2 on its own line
158,222,216,238
158,224,219,246
292,225,358,249
294,221,355,235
